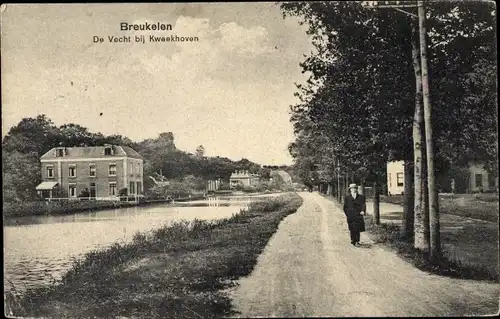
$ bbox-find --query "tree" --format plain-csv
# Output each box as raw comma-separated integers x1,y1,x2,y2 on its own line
3,114,60,156
411,26,430,250
195,145,205,158
58,123,97,147
2,151,41,202
281,1,416,220
281,1,496,252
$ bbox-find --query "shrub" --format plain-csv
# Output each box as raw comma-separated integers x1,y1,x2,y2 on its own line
118,188,128,196
242,185,257,193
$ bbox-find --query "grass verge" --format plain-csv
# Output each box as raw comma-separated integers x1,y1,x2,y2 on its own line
380,194,498,222
366,220,498,282
5,193,303,318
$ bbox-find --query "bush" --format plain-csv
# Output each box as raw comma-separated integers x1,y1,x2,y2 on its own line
118,188,128,196
242,185,257,193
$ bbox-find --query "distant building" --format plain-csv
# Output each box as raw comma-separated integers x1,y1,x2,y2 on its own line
229,170,259,188
386,160,498,195
468,162,498,193
37,145,144,200
387,161,405,196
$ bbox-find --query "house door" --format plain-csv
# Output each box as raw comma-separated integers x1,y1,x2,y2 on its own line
90,183,96,198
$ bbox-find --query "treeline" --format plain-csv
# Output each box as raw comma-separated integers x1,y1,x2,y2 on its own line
2,115,286,202
281,1,497,255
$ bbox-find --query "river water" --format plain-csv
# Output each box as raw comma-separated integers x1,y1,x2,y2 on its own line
3,195,274,294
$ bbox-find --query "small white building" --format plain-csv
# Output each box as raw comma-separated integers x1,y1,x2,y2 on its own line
387,161,405,196
468,163,498,193
229,170,259,188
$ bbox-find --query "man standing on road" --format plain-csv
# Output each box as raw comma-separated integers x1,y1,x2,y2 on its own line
343,183,366,246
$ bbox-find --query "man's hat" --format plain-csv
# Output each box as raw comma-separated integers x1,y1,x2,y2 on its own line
349,183,358,190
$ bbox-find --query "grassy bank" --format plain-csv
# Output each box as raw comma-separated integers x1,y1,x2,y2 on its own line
5,193,303,318
3,198,178,218
380,193,499,222
3,200,137,218
366,220,498,282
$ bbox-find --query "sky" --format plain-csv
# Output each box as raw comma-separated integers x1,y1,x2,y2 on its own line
1,3,313,165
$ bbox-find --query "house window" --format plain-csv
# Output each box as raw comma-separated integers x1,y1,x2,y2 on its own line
68,184,77,197
109,182,117,196
136,163,140,175
129,181,135,194
56,148,64,157
109,164,116,176
69,165,77,178
397,173,404,187
104,147,112,155
475,174,483,188
46,166,54,178
389,173,392,188
89,164,96,177
136,181,142,194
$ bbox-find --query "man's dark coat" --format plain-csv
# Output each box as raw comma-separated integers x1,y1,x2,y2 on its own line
343,194,366,233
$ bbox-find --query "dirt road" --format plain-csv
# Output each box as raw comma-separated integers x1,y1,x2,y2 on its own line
230,192,499,317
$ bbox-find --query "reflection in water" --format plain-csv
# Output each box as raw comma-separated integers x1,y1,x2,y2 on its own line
4,196,269,293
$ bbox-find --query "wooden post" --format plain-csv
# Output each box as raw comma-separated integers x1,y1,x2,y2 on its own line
373,181,380,225
337,159,341,202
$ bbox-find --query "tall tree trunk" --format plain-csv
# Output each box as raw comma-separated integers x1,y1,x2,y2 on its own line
418,1,440,259
327,183,332,196
373,180,380,225
411,25,429,251
402,160,415,239
422,154,430,249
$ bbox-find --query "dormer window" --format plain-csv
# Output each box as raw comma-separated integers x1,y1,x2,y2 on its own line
104,147,113,156
56,148,64,157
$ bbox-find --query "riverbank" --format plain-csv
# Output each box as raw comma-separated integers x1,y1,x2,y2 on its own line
2,196,200,219
5,193,303,318
3,192,283,218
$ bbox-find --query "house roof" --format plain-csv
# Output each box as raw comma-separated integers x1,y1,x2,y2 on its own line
40,145,143,160
120,146,143,159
